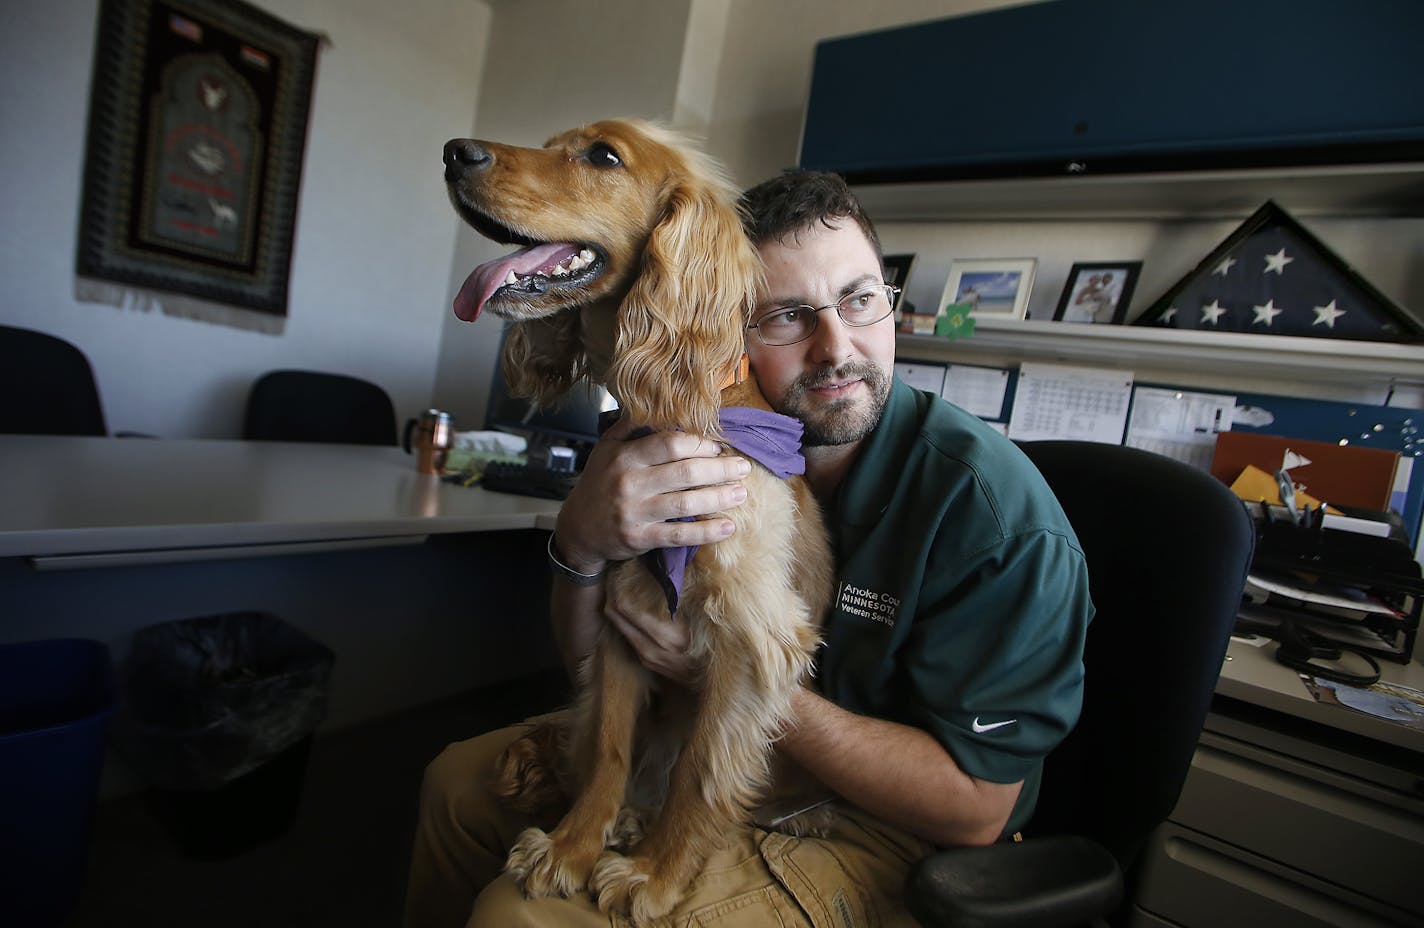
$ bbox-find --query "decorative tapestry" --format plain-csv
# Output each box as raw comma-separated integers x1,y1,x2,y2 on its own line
76,0,320,325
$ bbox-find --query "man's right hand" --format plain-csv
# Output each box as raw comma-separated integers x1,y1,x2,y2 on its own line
551,416,752,575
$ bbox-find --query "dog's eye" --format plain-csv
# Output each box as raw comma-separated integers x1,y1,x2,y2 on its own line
586,143,622,169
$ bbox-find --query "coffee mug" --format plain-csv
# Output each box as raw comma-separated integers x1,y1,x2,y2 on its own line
403,409,454,474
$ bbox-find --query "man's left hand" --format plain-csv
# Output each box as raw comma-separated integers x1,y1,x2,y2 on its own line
603,597,698,689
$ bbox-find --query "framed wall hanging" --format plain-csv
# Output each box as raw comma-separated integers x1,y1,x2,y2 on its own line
76,0,321,324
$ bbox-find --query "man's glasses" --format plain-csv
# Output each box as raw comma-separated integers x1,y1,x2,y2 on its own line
746,284,900,347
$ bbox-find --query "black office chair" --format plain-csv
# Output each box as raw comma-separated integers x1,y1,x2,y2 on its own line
908,440,1254,928
242,369,398,446
0,324,107,436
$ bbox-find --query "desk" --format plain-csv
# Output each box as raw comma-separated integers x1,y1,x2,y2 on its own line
0,434,561,564
0,435,564,759
1216,637,1424,752
8,434,1424,899
1134,640,1424,927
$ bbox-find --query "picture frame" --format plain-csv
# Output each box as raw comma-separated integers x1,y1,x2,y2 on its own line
1053,262,1143,325
941,258,1036,320
881,253,916,318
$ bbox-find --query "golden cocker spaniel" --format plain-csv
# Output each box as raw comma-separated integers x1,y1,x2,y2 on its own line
443,119,833,924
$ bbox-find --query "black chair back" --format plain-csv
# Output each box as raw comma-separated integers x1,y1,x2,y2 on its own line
243,370,397,446
1018,440,1253,869
0,325,107,436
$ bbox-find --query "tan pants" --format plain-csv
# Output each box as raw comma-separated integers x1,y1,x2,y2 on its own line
402,715,934,928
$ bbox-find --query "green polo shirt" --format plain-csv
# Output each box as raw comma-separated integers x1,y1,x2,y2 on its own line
818,378,1093,837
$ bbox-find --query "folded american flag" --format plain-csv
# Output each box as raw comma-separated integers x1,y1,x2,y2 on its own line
1134,201,1423,343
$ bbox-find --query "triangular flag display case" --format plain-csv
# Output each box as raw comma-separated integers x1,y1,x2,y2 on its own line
1132,201,1424,344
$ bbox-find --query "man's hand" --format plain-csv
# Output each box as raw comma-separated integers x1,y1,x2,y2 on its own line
603,597,698,688
552,416,751,575
549,415,751,680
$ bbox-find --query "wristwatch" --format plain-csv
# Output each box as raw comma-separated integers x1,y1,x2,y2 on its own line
546,533,607,586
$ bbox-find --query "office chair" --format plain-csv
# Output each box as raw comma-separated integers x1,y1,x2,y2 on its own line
242,369,398,446
908,440,1254,928
0,324,108,436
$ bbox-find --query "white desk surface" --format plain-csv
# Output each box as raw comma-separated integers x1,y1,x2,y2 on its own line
1217,636,1424,752
0,435,561,560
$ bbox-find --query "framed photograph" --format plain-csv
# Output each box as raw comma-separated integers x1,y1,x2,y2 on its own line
941,258,1036,320
881,253,916,318
1053,262,1143,325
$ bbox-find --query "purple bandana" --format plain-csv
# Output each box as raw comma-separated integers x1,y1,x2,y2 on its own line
641,407,805,616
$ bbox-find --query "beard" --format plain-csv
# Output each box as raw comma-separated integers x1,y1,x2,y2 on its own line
779,360,892,447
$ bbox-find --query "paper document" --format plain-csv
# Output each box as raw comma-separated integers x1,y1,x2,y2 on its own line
1125,387,1236,470
894,362,947,395
1007,363,1132,443
1304,677,1424,731
1246,573,1403,618
941,364,1010,420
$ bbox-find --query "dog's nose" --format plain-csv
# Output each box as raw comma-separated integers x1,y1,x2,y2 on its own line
443,139,492,182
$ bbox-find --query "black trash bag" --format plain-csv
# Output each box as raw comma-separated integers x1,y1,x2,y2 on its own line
113,612,334,792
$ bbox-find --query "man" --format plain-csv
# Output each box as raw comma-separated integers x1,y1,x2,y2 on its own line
404,171,1093,928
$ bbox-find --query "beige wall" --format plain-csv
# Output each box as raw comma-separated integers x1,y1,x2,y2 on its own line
4,0,1414,433
431,0,1040,423
431,0,700,428
0,0,493,438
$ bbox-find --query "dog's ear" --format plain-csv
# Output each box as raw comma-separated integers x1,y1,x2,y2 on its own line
503,315,588,408
611,178,759,438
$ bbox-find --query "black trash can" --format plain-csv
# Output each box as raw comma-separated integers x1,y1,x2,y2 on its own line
112,612,334,858
0,638,115,927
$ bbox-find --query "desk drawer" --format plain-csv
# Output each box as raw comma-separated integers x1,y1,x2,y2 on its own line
1135,823,1420,928
1166,732,1424,917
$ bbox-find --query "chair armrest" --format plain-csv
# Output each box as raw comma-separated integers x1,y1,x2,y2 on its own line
906,834,1123,928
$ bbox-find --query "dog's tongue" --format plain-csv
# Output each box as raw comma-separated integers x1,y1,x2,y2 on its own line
452,242,583,321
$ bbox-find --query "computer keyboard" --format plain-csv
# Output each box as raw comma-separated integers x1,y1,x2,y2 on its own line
476,460,579,500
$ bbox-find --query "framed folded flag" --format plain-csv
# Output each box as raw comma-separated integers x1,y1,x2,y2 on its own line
1132,201,1424,343
76,0,321,323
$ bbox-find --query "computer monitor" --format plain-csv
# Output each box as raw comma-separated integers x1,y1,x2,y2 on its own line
483,325,616,467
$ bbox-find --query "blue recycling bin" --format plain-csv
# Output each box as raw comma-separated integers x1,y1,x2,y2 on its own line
0,638,116,927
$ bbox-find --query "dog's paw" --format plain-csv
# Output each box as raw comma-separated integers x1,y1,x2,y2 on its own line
590,851,681,925
609,806,647,850
503,826,597,899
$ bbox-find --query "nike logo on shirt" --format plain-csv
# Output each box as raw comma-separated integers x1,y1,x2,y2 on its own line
971,717,1017,733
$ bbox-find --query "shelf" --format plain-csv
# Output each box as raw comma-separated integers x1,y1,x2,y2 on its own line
897,318,1424,386
855,162,1424,221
